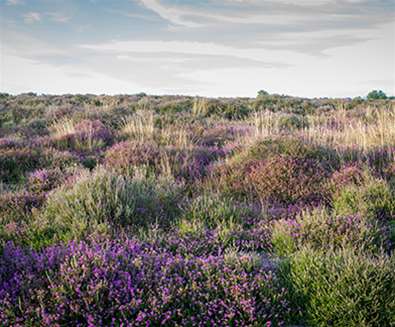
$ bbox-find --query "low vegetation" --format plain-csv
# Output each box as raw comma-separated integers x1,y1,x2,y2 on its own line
0,92,394,326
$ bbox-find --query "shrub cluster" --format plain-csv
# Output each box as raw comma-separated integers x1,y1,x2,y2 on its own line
0,239,293,326
282,247,395,326
38,170,182,245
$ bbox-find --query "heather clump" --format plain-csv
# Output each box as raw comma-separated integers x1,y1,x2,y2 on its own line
163,145,225,181
210,138,337,201
0,191,45,248
248,155,330,206
199,123,253,147
0,147,43,184
328,164,365,189
105,141,223,182
27,168,65,194
0,239,294,326
104,140,161,175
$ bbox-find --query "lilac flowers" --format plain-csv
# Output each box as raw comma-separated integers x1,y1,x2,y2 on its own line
0,238,292,326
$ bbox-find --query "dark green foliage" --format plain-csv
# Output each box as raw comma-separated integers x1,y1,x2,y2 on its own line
367,90,387,100
278,114,309,131
0,148,43,184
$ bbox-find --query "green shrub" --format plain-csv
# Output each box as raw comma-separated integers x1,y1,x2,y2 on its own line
39,170,182,244
0,148,43,184
284,248,395,326
272,209,383,256
278,114,309,131
367,90,387,100
242,138,338,171
333,177,395,221
181,193,249,229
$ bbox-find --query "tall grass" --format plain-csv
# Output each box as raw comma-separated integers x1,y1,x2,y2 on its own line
303,104,395,153
192,97,209,117
50,118,76,139
120,111,155,141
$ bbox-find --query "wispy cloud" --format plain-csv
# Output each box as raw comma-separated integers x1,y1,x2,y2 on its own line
1,0,394,97
137,0,393,29
22,12,41,24
6,0,23,6
138,0,202,27
47,12,71,23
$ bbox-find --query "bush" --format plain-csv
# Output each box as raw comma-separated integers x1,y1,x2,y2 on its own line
39,170,182,244
0,147,43,184
163,146,224,181
0,191,44,248
106,142,223,182
248,155,330,206
0,239,293,326
328,164,365,191
181,193,250,229
367,90,387,100
333,177,395,221
104,141,161,175
283,248,395,326
272,209,383,256
51,119,112,152
278,114,308,131
27,168,65,194
246,138,337,167
210,138,338,200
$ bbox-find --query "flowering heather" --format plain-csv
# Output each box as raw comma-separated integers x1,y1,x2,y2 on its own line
105,141,224,181
0,137,25,149
28,168,65,194
104,141,162,175
248,155,330,206
0,147,43,184
0,94,394,326
199,123,254,147
164,145,225,181
329,164,365,189
0,239,293,326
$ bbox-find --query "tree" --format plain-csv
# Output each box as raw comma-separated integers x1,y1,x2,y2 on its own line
367,90,387,100
257,90,269,97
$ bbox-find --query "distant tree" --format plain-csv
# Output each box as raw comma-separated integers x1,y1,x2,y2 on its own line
257,90,269,97
367,90,387,100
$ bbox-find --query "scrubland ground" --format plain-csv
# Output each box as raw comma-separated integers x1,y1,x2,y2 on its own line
0,93,394,326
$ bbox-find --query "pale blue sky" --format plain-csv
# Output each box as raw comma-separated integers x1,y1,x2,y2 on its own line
1,0,394,97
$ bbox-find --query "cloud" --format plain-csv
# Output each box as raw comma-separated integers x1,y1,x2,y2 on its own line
2,0,394,97
47,12,71,23
138,0,202,27
22,12,41,24
6,0,23,5
137,0,393,28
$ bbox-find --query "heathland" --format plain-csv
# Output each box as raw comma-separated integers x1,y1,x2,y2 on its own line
0,92,394,326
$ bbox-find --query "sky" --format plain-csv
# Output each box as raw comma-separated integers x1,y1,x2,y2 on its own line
0,0,394,98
